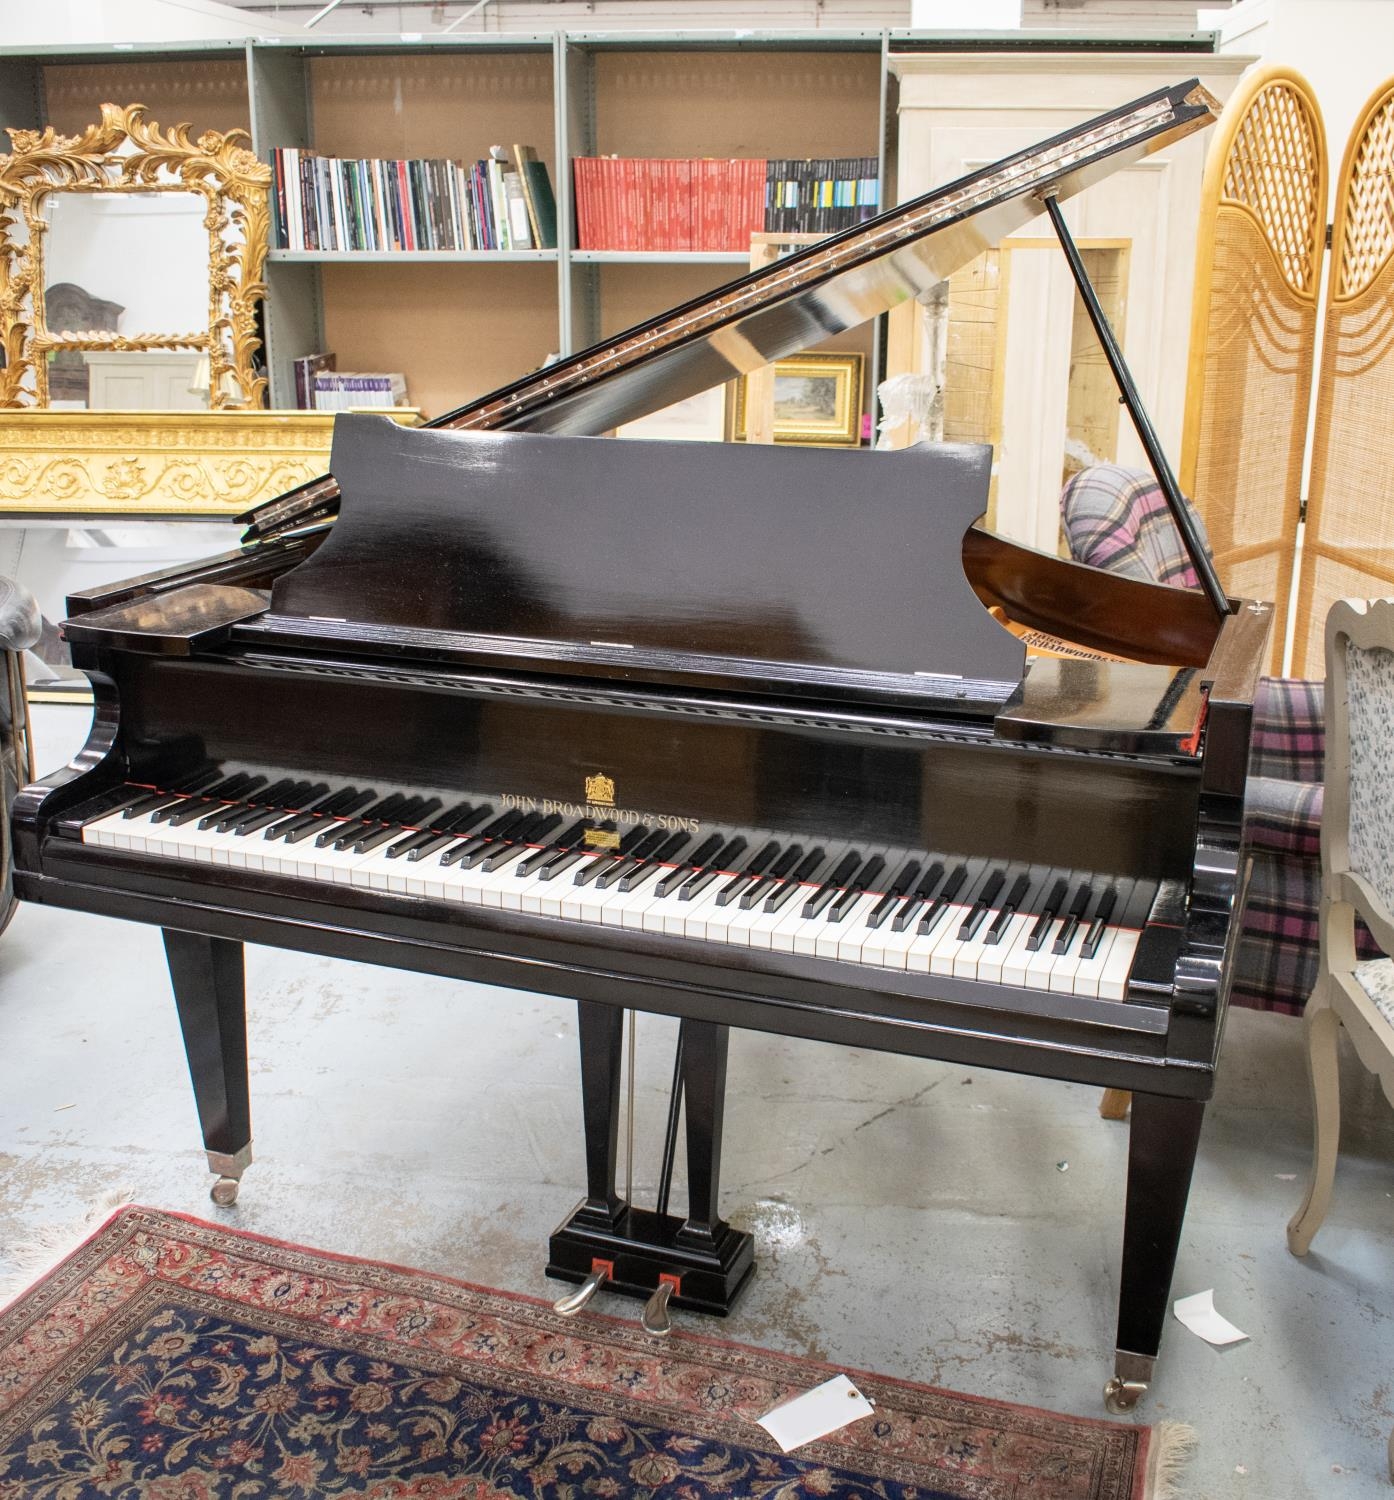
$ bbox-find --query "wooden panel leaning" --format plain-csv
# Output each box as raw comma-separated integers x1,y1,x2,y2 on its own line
1293,81,1394,676
1180,65,1327,675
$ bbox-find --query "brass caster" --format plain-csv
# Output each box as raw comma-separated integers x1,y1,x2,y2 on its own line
641,1280,675,1338
1103,1377,1147,1415
210,1175,240,1207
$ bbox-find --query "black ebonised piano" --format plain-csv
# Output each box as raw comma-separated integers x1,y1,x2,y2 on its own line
12,80,1270,1413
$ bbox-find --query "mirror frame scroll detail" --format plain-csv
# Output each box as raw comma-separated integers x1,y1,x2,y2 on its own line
0,102,271,410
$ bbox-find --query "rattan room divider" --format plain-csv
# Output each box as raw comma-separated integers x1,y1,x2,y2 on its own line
1181,66,1327,675
1291,80,1394,676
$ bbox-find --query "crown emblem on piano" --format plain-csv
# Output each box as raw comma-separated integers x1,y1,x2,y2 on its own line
585,772,616,806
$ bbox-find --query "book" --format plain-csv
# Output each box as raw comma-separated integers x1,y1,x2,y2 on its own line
292,351,335,410
502,167,533,249
512,144,558,249
762,156,878,235
312,370,408,411
571,157,765,252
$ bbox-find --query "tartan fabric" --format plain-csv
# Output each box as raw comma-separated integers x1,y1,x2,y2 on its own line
1060,464,1326,1013
1059,463,1210,589
1252,675,1325,784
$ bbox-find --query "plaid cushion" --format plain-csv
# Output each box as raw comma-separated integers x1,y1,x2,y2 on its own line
1060,464,1212,588
1252,676,1325,783
1244,777,1322,861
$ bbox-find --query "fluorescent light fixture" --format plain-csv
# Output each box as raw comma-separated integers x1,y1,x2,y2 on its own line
911,0,1023,27
442,0,494,31
304,0,348,29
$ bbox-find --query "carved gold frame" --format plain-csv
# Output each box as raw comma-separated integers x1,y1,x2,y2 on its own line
0,102,271,410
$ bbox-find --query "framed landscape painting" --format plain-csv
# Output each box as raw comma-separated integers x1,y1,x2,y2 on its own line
734,352,865,445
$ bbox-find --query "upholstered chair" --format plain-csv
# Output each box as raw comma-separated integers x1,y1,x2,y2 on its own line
1061,463,1327,1015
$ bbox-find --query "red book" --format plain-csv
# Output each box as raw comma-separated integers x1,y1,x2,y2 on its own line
674,158,693,252
573,158,588,249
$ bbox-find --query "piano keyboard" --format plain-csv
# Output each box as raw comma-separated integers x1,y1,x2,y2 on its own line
77,767,1155,1000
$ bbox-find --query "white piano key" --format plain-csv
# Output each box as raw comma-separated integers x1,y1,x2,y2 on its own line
1096,928,1141,1000
826,892,884,963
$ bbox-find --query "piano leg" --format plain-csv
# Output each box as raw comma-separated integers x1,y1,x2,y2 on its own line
1106,1091,1205,1412
547,1007,754,1317
162,930,251,1207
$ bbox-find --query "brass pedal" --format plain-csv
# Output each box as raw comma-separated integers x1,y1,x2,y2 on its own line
641,1274,681,1338
553,1260,611,1317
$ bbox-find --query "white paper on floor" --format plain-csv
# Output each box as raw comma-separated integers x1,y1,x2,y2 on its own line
756,1374,876,1453
1173,1288,1249,1346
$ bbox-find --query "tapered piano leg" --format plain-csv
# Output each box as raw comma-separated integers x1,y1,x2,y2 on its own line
162,929,251,1206
677,1018,728,1251
575,998,626,1231
1105,1091,1205,1413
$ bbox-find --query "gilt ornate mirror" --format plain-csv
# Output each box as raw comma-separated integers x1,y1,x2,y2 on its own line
0,103,271,410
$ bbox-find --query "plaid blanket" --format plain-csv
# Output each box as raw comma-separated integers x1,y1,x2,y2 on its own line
1061,465,1327,1014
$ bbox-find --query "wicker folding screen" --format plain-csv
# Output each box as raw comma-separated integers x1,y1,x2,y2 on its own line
1292,80,1394,677
1181,67,1327,675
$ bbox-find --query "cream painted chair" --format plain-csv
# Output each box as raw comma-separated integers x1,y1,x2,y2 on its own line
1286,599,1394,1482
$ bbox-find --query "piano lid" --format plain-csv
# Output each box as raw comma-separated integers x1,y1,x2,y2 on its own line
242,79,1219,543
261,414,1026,711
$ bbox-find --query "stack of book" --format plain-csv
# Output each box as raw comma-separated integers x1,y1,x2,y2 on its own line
269,146,557,253
311,370,408,411
572,158,766,251
764,157,881,234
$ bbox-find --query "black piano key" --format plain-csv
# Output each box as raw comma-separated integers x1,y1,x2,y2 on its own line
165,774,268,828
864,858,921,929
917,862,969,934
323,791,412,849
275,787,375,843
737,842,801,909
205,778,300,832
537,820,615,880
1080,886,1119,960
678,837,747,901
958,867,1007,941
592,828,667,889
984,872,1032,946
1053,881,1095,955
516,818,589,876
121,765,221,819
149,771,255,824
1025,876,1069,952
827,854,886,923
890,861,943,932
575,824,652,887
617,831,692,892
801,850,862,920
408,804,491,860
655,834,724,897
481,812,562,871
230,783,325,835
349,799,443,854
763,847,826,913
716,840,781,907
461,810,550,871
386,802,476,859
439,808,524,867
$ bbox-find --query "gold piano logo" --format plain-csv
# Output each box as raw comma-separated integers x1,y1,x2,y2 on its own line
585,772,616,807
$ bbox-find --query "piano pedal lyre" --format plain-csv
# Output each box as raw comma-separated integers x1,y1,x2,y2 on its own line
553,1258,612,1317
207,1145,252,1207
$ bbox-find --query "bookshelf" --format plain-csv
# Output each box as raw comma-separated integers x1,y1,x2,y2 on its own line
0,31,894,428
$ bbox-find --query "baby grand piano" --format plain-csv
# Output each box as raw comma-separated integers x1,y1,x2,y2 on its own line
12,81,1269,1413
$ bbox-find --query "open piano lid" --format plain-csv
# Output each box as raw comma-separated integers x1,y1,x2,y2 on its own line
242,78,1220,543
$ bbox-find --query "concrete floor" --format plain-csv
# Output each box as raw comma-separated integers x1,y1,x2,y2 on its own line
2,703,1392,1497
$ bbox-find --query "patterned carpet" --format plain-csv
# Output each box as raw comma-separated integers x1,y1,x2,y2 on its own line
0,1207,1179,1498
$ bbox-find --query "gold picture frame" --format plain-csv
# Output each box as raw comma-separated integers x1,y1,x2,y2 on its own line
0,102,271,410
734,352,865,446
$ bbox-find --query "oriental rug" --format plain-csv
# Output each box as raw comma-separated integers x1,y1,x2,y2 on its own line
0,1206,1187,1499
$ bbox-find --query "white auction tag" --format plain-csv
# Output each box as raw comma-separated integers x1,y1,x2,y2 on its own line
1173,1288,1249,1346
756,1374,875,1453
